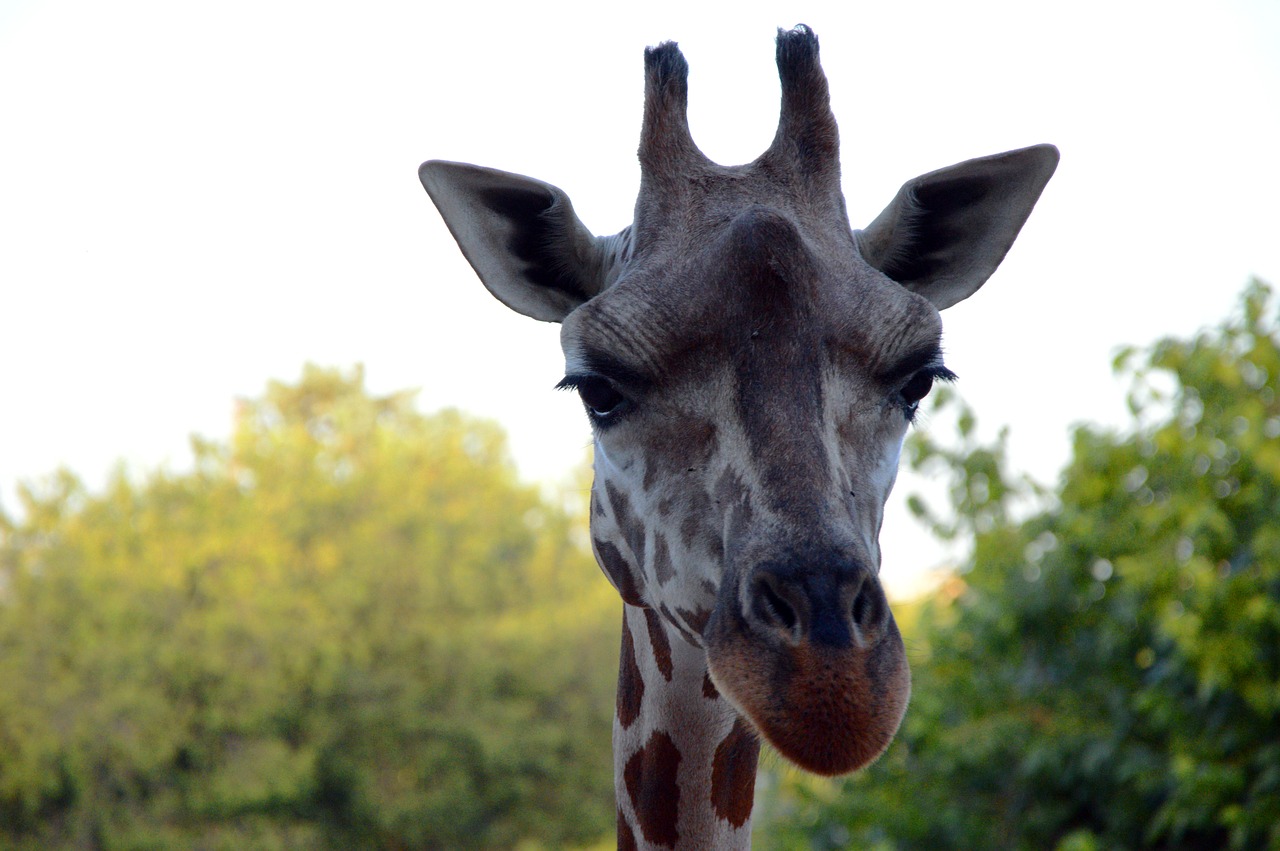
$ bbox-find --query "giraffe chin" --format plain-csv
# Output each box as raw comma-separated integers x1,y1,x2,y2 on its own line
705,620,911,776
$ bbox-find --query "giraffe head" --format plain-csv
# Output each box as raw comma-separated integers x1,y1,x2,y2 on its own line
421,26,1056,776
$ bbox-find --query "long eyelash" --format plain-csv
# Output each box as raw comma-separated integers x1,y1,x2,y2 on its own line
555,374,587,391
929,365,959,383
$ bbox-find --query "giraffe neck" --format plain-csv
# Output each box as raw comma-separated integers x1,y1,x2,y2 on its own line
614,604,761,850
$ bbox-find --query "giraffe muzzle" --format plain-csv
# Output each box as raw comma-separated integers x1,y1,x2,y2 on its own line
704,554,910,776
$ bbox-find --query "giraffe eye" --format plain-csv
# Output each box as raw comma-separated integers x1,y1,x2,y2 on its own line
558,374,628,424
579,378,624,416
901,372,934,407
898,365,956,421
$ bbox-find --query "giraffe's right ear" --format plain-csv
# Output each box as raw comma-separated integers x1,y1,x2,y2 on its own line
419,160,622,323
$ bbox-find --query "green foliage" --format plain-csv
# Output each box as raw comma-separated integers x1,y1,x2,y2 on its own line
762,280,1280,850
0,365,619,849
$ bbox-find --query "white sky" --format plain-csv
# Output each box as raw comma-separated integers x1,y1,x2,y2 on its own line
2,0,1278,597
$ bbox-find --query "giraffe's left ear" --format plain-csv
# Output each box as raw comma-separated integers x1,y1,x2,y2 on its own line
420,161,622,323
855,144,1059,310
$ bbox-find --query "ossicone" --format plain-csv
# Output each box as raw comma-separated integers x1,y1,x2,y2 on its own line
763,24,841,186
639,41,709,181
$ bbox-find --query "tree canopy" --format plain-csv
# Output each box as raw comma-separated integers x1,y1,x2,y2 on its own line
760,279,1280,850
0,366,619,850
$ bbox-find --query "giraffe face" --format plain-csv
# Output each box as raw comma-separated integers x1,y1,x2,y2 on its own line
561,203,936,773
421,26,1056,779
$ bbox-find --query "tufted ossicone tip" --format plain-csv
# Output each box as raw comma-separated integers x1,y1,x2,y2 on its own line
763,24,841,186
639,41,710,182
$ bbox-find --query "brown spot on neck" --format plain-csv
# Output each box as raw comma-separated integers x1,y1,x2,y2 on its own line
643,608,675,681
710,719,760,828
624,731,683,848
703,672,720,700
617,615,644,729
618,811,638,851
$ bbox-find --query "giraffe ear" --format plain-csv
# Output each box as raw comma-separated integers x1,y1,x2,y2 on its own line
856,144,1059,310
419,160,621,323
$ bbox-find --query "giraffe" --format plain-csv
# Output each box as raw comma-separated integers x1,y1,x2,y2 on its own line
420,26,1056,850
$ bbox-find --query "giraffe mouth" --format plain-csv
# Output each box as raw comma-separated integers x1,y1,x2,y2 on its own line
703,609,910,776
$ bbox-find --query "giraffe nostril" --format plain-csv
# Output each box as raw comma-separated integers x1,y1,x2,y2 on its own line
753,577,799,634
848,580,889,647
851,586,873,627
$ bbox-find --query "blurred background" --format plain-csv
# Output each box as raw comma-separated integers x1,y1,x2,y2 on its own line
1,1,1277,848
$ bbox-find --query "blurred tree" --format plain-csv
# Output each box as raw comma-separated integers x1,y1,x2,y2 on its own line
760,279,1280,851
0,365,618,849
